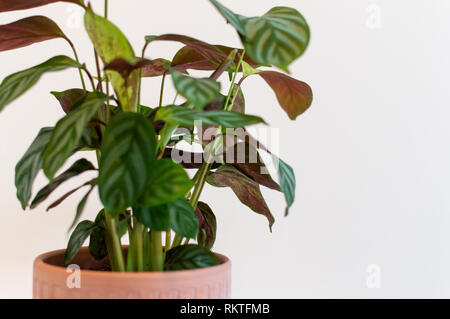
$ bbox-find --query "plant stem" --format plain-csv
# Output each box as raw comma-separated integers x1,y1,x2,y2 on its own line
104,0,108,18
165,230,172,252
159,72,166,107
150,231,164,271
94,50,103,92
171,235,183,248
133,218,145,272
104,211,125,272
67,40,86,91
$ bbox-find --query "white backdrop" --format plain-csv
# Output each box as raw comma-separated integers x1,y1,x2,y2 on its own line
1,0,450,298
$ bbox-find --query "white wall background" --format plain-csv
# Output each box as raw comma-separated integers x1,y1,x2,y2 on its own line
1,0,450,298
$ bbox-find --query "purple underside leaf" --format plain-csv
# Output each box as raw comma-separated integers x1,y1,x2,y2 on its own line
223,142,280,191
51,88,85,113
171,45,260,72
242,71,313,120
0,0,84,13
206,165,274,230
146,34,228,66
0,15,67,52
195,201,217,249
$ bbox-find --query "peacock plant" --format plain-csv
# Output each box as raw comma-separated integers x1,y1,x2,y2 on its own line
0,0,312,272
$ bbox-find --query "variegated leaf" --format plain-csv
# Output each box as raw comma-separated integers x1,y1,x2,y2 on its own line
169,68,221,109
98,112,157,214
84,8,138,111
138,159,193,207
155,105,265,128
15,127,52,209
210,1,310,72
0,55,82,111
43,92,107,179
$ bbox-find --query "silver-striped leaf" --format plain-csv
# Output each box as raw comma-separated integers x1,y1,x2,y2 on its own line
43,92,107,179
0,55,82,112
155,105,265,128
98,112,157,215
138,159,193,207
210,1,310,72
168,197,199,239
15,127,53,209
272,155,296,216
169,68,221,109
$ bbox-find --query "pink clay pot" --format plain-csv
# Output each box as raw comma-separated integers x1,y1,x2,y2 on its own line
33,246,231,299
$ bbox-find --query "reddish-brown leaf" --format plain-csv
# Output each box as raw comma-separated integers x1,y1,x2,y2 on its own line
104,57,159,79
206,165,274,230
51,89,84,113
0,16,67,52
141,58,188,77
171,44,260,72
0,0,84,12
195,202,217,249
224,142,280,191
147,34,227,66
248,71,313,120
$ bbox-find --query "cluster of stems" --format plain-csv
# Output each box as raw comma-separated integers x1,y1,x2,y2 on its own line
69,0,245,272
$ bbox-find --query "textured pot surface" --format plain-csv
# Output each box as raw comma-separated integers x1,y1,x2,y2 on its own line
33,247,231,299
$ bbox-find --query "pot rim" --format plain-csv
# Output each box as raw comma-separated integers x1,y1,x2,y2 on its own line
34,246,231,279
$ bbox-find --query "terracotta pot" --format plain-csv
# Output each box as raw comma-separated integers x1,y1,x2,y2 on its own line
33,246,231,299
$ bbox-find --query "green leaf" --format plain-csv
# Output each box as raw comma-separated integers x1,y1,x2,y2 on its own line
168,198,198,238
241,61,259,77
155,105,265,128
69,182,96,230
139,159,193,207
15,127,52,209
43,92,107,179
30,158,95,209
134,205,170,231
98,112,157,214
164,244,220,271
0,16,67,52
210,1,310,72
196,202,217,249
89,226,107,261
46,179,94,212
0,55,82,112
207,164,274,230
51,88,85,113
0,1,84,12
84,7,138,111
273,155,296,216
64,220,96,265
169,68,221,109
209,0,247,35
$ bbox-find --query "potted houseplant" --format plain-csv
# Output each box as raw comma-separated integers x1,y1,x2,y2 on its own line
0,0,313,299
